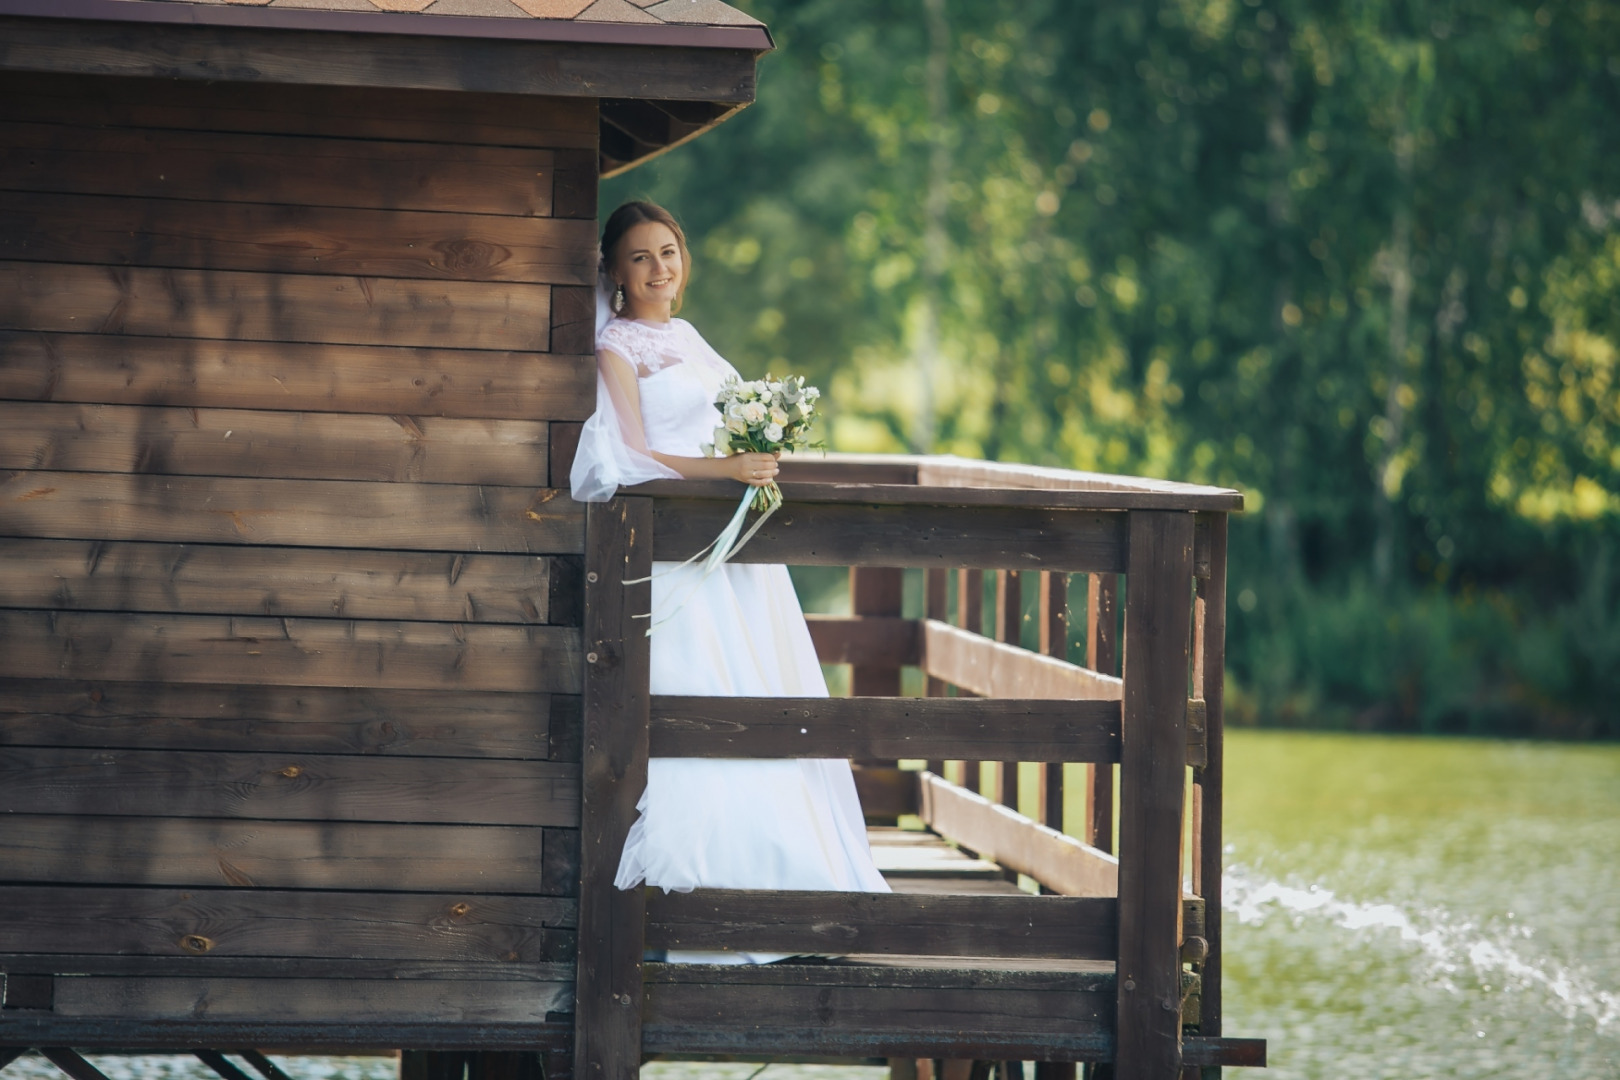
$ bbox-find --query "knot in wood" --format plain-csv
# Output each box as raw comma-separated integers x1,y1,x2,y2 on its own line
279,765,302,779
180,934,214,954
450,902,472,918
1123,978,1136,992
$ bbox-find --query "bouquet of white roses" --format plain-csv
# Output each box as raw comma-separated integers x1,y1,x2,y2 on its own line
701,373,821,513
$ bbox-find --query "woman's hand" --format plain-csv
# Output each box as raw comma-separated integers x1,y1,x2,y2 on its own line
725,451,780,487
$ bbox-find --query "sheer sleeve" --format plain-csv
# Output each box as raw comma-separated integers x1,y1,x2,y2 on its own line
569,348,683,502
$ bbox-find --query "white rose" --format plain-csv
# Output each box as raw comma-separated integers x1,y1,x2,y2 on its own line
742,401,768,424
726,415,747,435
726,401,747,421
763,422,784,443
769,407,790,426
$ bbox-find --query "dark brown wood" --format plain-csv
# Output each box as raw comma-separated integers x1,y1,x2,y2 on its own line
922,621,1122,702
0,886,574,961
918,773,1117,898
651,499,1127,572
39,1049,107,1080
1032,1066,1075,1080
0,679,551,760
0,332,595,421
0,1017,573,1053
852,766,919,818
957,569,984,635
195,1048,257,1080
776,458,920,485
0,261,550,352
4,974,54,1010
1196,513,1228,1042
639,478,1240,513
0,610,582,693
575,499,652,1080
1115,511,1195,1080
1181,1038,1265,1068
1038,572,1069,833
0,539,551,624
0,192,595,285
0,472,584,554
0,120,558,216
0,19,763,103
0,815,562,892
0,403,550,486
642,962,1112,1060
805,615,921,667
40,975,571,1024
0,71,599,150
549,422,586,490
644,890,1116,960
994,570,1024,812
0,747,579,826
0,956,575,983
648,696,1120,764
924,568,950,704
1086,574,1119,854
552,147,598,221
550,286,597,357
913,459,1244,513
956,567,986,793
850,567,905,697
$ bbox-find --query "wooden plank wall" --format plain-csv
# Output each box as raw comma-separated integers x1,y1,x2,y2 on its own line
0,71,595,1042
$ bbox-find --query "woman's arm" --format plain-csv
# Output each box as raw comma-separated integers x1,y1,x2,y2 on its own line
599,348,779,487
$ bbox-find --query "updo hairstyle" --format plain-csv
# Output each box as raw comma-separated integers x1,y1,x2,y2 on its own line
601,201,693,314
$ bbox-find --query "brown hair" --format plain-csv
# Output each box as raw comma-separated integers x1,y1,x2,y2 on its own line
601,201,692,314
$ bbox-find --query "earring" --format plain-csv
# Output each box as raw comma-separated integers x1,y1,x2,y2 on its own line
613,284,625,312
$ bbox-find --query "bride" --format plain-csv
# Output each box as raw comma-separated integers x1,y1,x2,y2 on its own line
570,201,890,963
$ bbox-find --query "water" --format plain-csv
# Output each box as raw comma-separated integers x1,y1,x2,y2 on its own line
5,733,1614,1080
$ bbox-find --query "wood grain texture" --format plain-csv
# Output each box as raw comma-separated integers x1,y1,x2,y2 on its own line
0,120,558,217
0,886,575,960
0,71,599,150
1086,573,1120,854
0,539,552,624
0,610,583,693
0,1016,575,1054
647,696,1121,764
575,499,651,1080
651,500,1127,573
0,262,549,352
46,976,571,1024
803,614,921,667
1194,512,1229,1038
850,567,903,697
0,192,595,285
0,815,565,893
922,620,1123,701
0,20,761,104
0,679,551,760
918,772,1119,898
645,889,1116,960
851,766,919,819
0,956,576,982
0,403,549,486
0,747,580,826
0,472,583,554
1114,511,1195,1080
0,332,596,421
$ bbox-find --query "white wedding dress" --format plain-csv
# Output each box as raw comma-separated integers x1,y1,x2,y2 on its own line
573,315,890,965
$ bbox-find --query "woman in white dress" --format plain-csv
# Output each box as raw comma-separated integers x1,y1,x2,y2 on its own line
569,202,889,963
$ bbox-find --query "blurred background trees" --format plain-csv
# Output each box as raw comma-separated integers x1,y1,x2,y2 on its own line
604,0,1620,737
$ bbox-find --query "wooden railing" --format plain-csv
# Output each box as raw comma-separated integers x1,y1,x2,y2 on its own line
574,456,1261,1080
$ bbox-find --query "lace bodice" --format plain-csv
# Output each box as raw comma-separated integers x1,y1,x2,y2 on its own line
597,317,739,457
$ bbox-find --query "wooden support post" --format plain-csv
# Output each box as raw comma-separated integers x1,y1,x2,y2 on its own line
1115,510,1195,1080
958,568,985,793
1086,573,1118,853
39,1051,112,1080
925,567,950,775
575,498,653,1080
994,570,1023,812
1195,513,1229,1073
1038,571,1068,833
194,1052,256,1080
1034,1065,1077,1080
851,567,905,698
239,1051,295,1080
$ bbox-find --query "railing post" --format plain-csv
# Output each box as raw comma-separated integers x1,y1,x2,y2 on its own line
994,569,1022,811
924,568,950,776
576,497,653,1080
1194,513,1228,1078
851,567,904,697
1116,510,1194,1080
957,568,984,792
1086,572,1119,852
1038,571,1068,834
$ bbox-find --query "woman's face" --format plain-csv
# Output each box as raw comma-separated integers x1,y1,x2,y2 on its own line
610,221,684,319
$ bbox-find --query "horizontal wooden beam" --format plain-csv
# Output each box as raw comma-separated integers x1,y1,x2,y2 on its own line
804,614,920,666
0,472,584,554
0,815,575,894
0,609,582,693
0,956,575,982
0,886,574,960
923,619,1122,700
648,696,1120,763
0,1015,575,1052
0,403,551,487
0,678,561,761
651,499,1127,572
0,539,556,624
919,771,1118,897
645,889,1116,960
0,332,595,421
0,746,580,826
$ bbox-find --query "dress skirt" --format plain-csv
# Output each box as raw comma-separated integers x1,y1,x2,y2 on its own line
613,560,890,963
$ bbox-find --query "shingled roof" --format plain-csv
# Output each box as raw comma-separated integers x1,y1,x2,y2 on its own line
0,0,772,174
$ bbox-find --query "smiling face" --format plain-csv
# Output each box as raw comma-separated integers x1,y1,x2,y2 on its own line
610,220,685,322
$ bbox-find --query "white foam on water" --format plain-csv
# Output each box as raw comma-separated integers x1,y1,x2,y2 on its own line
1223,864,1620,1032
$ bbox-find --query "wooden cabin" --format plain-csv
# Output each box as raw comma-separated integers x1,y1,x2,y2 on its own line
0,4,1264,1079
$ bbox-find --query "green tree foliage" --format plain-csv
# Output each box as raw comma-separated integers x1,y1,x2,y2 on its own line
605,0,1620,736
